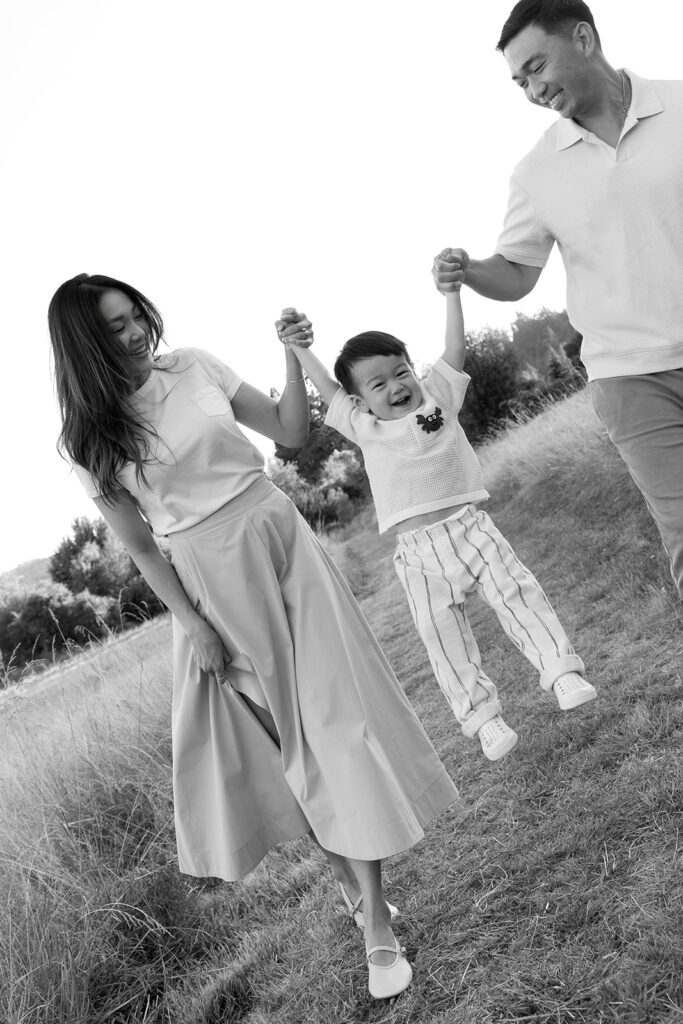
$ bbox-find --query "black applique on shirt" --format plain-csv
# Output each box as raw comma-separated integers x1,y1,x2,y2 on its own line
416,407,444,433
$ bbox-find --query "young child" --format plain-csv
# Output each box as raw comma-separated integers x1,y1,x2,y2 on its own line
276,251,596,761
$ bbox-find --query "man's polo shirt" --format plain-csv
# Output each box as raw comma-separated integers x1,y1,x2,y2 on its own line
495,71,683,380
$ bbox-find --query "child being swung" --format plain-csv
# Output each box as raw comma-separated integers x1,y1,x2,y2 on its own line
276,251,596,760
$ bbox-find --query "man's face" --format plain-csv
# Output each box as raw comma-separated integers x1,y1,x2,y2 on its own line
504,23,595,120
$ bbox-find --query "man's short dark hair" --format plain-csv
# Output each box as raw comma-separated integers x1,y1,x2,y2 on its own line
333,331,413,395
497,0,600,53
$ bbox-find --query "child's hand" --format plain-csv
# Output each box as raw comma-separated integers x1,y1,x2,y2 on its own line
432,248,467,293
275,307,314,348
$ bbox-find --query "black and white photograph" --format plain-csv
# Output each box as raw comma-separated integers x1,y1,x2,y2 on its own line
1,1,681,1021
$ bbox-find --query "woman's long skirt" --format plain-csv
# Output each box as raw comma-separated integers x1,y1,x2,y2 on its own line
168,473,457,880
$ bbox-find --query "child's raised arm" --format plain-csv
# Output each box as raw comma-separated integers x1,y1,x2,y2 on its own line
275,308,341,406
434,249,466,373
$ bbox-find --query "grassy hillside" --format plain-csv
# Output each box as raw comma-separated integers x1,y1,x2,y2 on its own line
1,389,681,1024
0,555,51,592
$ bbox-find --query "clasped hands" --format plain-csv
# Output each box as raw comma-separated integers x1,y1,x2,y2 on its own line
432,247,469,294
276,307,314,348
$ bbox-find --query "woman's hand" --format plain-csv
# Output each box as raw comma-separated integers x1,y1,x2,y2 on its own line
276,307,314,348
186,617,233,684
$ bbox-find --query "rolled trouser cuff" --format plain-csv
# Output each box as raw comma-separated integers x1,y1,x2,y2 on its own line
460,699,504,738
539,656,586,692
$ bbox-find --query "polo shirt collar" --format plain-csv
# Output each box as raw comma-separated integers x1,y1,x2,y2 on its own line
555,70,664,150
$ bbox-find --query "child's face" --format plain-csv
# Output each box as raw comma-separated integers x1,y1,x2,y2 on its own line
350,353,422,420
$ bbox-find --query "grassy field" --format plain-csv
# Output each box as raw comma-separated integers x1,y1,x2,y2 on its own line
1,388,682,1024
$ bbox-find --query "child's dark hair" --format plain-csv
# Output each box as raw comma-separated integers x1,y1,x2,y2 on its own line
334,331,413,395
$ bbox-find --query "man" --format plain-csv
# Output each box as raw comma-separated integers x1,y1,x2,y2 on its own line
434,0,683,596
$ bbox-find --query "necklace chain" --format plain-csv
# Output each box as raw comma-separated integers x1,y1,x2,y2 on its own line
619,70,628,123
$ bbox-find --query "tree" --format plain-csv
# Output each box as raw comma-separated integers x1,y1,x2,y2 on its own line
49,517,109,592
459,329,521,442
48,517,167,621
69,533,134,597
511,308,586,377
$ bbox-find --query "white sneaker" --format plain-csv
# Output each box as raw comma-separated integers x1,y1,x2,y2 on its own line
553,673,597,710
477,715,518,761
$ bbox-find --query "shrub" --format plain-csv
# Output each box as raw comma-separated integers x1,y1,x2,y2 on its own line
0,586,109,675
273,384,358,485
267,458,353,528
508,346,586,423
106,577,167,630
319,448,369,500
1,525,167,682
459,329,522,442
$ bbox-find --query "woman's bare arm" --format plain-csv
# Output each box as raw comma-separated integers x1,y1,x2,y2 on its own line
93,490,231,677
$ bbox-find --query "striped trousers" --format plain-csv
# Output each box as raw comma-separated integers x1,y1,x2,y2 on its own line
393,506,584,737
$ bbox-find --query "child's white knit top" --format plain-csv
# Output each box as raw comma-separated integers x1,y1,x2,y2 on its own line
71,348,265,535
325,358,490,533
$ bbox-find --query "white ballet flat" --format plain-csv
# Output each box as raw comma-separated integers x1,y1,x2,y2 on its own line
338,883,399,930
366,937,413,999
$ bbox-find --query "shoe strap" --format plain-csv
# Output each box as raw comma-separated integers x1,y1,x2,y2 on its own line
366,939,403,961
339,883,363,917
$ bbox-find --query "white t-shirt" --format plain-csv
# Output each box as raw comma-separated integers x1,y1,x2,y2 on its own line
325,358,489,533
72,347,265,535
495,71,683,380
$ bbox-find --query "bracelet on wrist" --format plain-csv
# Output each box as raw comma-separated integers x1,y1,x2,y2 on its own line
287,375,306,383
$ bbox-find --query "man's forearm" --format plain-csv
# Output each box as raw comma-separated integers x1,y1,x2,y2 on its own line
465,254,541,301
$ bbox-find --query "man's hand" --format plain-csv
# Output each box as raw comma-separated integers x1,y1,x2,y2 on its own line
276,307,314,348
433,248,469,294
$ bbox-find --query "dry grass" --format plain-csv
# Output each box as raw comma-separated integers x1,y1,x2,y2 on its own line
1,390,682,1023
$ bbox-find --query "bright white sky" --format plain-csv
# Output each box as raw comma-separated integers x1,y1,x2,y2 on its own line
0,0,678,572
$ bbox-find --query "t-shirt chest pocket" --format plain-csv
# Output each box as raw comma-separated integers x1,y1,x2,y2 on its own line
191,385,232,417
408,406,447,452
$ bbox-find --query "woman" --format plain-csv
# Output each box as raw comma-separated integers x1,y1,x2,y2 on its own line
48,273,458,999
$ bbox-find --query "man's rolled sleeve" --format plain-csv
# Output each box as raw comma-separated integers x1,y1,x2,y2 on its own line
495,175,554,268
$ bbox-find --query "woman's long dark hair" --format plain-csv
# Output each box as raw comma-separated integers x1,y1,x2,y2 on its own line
48,273,165,504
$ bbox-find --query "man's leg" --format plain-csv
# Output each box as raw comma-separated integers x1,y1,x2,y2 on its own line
591,369,683,597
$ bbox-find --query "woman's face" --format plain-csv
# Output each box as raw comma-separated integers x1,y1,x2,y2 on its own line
98,288,154,386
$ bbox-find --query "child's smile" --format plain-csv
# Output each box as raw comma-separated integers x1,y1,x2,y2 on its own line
351,353,422,420
390,391,413,409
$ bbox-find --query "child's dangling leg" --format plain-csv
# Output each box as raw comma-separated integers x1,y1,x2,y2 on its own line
394,517,518,761
461,508,596,708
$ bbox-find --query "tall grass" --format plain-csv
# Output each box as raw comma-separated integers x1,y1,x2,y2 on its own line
1,390,682,1023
